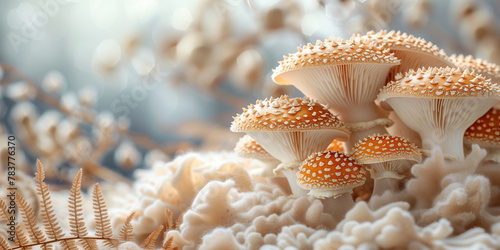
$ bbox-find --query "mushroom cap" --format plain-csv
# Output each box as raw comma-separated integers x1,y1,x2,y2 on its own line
297,151,366,195
362,30,447,60
230,95,349,134
272,37,400,85
327,140,345,152
378,67,500,101
464,108,500,147
234,135,274,160
449,54,500,83
352,134,422,164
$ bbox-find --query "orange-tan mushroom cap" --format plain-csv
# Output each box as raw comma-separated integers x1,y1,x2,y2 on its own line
297,151,366,198
449,54,500,83
352,134,422,164
327,140,345,152
362,30,448,61
272,37,400,85
378,67,500,101
230,95,349,135
464,108,500,147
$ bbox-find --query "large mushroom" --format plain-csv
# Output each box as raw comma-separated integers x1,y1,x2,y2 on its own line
363,30,455,147
231,95,350,196
297,150,366,221
449,54,500,83
272,37,400,153
464,107,500,163
352,134,421,196
378,67,500,160
363,30,452,82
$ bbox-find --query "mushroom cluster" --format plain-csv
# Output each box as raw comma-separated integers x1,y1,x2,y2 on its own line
230,30,500,223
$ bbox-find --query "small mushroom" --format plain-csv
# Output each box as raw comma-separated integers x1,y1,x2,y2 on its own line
234,135,281,177
327,139,345,152
352,134,421,196
378,67,500,160
297,150,366,221
464,107,500,163
272,37,400,152
231,95,350,196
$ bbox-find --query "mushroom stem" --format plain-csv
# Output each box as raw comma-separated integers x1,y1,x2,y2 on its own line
383,97,497,161
321,193,354,222
341,104,392,153
420,129,466,161
280,165,308,197
372,178,400,196
269,177,292,195
484,148,500,163
344,125,387,154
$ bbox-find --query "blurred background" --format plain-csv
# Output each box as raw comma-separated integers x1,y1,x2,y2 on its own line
1,0,499,185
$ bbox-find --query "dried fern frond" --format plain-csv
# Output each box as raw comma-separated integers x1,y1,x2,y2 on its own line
92,183,115,248
0,159,145,250
0,235,10,250
141,225,164,250
14,225,32,250
0,198,10,221
162,236,174,250
68,169,97,250
119,212,136,242
164,209,174,230
16,193,50,250
34,160,76,250
1,196,32,249
175,211,185,230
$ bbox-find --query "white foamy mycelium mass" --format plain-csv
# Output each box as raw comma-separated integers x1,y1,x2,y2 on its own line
100,146,500,249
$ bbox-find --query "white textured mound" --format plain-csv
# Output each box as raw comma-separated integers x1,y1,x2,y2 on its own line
104,148,500,249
